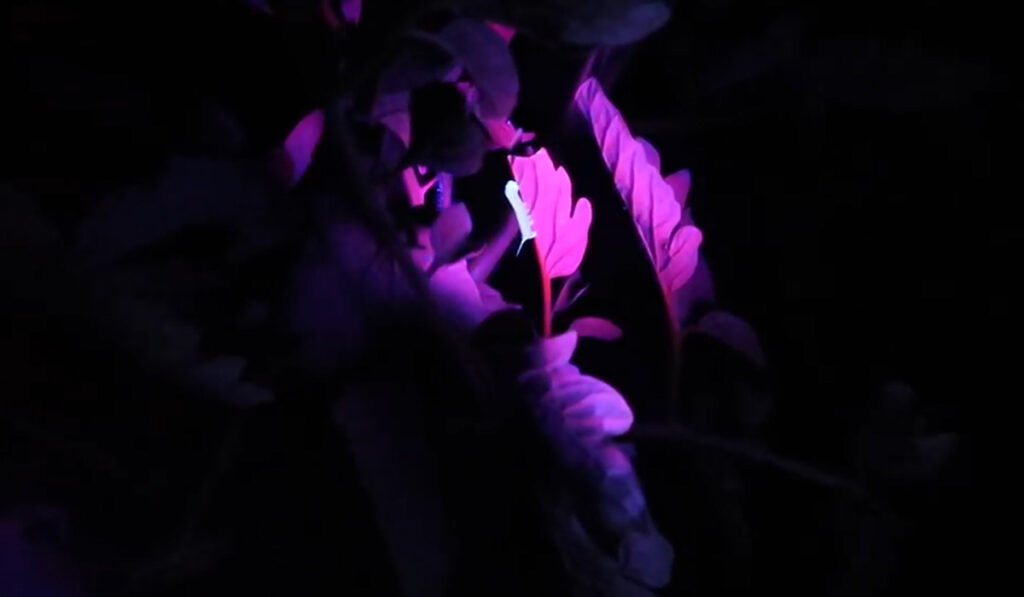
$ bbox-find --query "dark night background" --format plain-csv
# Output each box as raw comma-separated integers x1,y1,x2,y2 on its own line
2,0,1003,595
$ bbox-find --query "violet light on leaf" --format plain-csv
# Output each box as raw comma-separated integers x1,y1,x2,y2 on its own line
553,270,589,315
429,260,507,335
570,316,623,341
274,109,324,187
520,330,634,440
574,78,703,326
340,0,361,23
575,77,706,416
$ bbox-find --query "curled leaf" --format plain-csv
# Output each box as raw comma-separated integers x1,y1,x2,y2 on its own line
574,78,702,320
507,148,592,279
570,316,622,341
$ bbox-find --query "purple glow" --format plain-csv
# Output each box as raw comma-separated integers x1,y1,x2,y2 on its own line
569,316,623,341
276,109,324,187
507,149,592,280
519,330,634,439
574,78,703,317
508,148,593,336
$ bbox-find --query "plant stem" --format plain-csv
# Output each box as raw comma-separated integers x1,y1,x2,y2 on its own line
536,250,552,337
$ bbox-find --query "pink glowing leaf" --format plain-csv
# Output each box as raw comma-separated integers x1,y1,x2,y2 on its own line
637,137,661,171
574,78,703,305
665,169,691,208
508,149,592,279
570,316,623,341
553,270,588,314
275,109,324,187
429,203,472,269
482,118,534,149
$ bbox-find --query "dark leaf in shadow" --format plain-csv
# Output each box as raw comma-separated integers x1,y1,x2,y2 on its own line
436,18,519,119
459,0,671,46
691,310,766,369
407,83,488,175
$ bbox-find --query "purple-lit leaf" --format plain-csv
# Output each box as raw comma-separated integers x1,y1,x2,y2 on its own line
665,169,691,210
637,137,660,171
477,282,510,312
486,21,516,43
482,118,527,149
429,203,472,268
693,310,766,368
520,331,634,438
553,270,588,314
570,317,623,341
674,254,715,326
340,0,361,23
274,109,324,187
575,78,703,318
429,260,507,333
508,149,592,279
